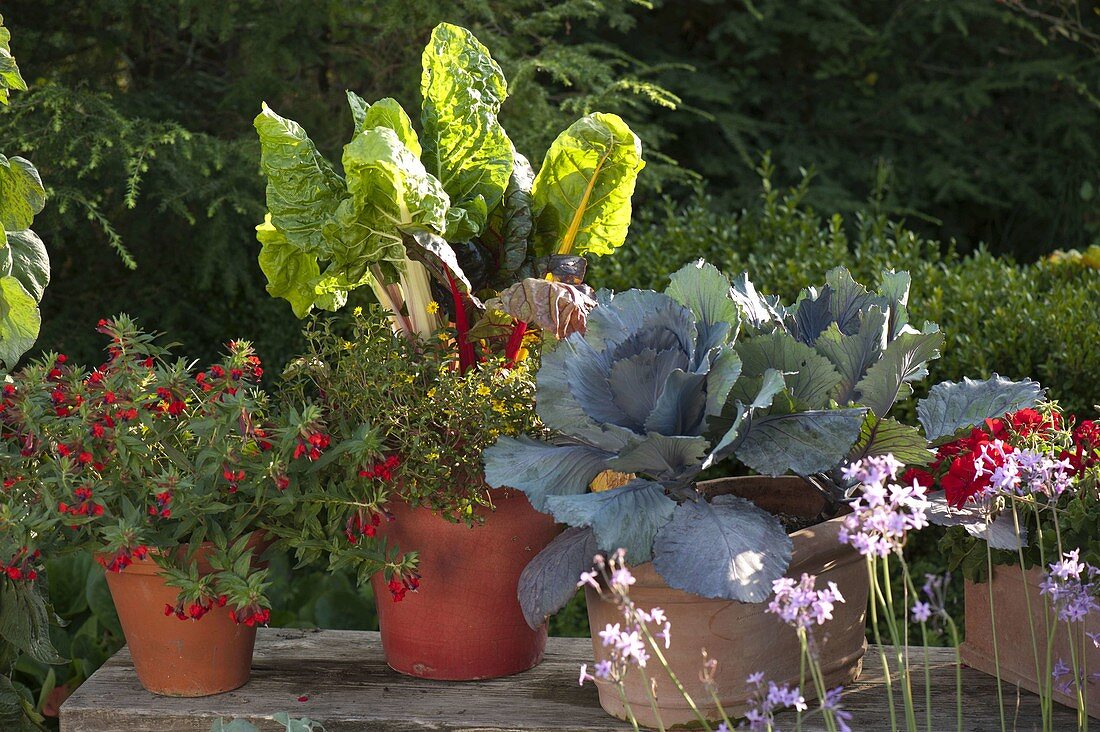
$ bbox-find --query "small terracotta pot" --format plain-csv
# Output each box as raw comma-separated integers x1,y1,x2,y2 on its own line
962,564,1099,718
103,538,265,697
372,488,561,680
586,476,868,728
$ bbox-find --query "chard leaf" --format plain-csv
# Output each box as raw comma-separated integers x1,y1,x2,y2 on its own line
348,94,422,158
848,414,932,466
330,127,449,285
254,103,346,256
6,229,48,303
0,155,44,247
0,15,26,106
652,495,792,602
488,277,597,339
0,276,39,369
482,436,613,511
854,327,944,417
735,407,866,476
400,228,474,295
531,112,645,257
482,150,535,285
917,374,1045,442
544,479,675,563
517,527,598,629
421,23,511,239
256,215,321,318
735,331,842,410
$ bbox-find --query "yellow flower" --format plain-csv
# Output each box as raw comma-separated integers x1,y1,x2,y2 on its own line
476,384,491,397
342,340,354,350
426,301,440,314
353,306,363,316
427,387,437,398
425,452,440,461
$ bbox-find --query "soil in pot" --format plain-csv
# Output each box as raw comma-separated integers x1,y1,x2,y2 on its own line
962,564,1099,719
104,538,265,697
586,476,869,728
372,487,561,680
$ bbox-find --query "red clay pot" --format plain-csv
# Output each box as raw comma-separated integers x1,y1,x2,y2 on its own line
586,476,869,728
962,564,1099,719
103,539,264,697
371,488,561,680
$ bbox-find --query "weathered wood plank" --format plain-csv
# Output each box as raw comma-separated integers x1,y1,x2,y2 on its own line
59,629,1081,731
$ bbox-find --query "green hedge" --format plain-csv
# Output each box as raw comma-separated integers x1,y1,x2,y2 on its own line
589,169,1100,417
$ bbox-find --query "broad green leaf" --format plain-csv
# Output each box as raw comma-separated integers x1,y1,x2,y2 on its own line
0,674,28,729
256,215,321,318
545,478,675,562
531,113,645,257
0,155,44,245
324,127,448,286
608,433,709,480
653,496,792,602
735,330,842,409
421,23,511,239
482,150,534,286
254,103,346,256
730,271,786,332
814,307,887,406
735,407,866,476
347,92,421,158
0,581,63,665
0,15,28,106
917,374,1045,442
855,327,944,417
666,259,739,359
849,413,932,466
0,276,39,369
517,527,598,629
6,229,49,303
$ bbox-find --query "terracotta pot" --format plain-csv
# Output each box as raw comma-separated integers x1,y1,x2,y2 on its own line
103,539,263,697
961,564,1099,718
586,476,869,728
371,488,561,680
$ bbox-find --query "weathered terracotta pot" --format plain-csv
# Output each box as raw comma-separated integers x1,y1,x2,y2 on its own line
372,488,561,680
103,540,261,697
962,564,1099,718
586,476,868,728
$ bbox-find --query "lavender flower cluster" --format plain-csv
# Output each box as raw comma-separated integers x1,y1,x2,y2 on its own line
984,446,1074,500
1039,549,1100,624
839,455,930,557
767,573,846,630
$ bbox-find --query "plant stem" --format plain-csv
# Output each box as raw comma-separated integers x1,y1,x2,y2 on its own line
638,622,713,731
1010,499,1051,731
880,555,918,731
945,616,963,732
618,682,641,732
985,541,1008,732
868,558,899,732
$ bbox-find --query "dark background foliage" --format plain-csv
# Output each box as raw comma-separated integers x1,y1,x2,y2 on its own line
2,0,1098,722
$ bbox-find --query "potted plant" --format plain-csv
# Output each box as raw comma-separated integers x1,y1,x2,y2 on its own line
0,316,320,697
252,22,643,680
915,401,1099,722
484,260,1039,725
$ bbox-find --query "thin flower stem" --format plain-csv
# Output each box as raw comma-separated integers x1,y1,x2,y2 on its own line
618,682,641,732
639,671,666,732
945,616,963,732
880,555,918,732
797,645,807,729
638,622,714,731
707,687,735,732
1033,503,1057,725
799,630,838,732
868,558,899,732
1010,499,1051,731
985,541,1008,732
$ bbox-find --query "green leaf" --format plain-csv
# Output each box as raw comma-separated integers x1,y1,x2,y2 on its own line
0,674,29,729
328,127,448,285
256,215,321,318
0,156,44,245
6,229,49,303
0,15,28,106
544,479,676,563
348,93,421,158
917,374,1045,442
531,113,645,257
735,407,866,476
849,414,932,466
814,308,887,406
517,527,597,629
46,554,94,617
0,276,40,369
0,581,64,665
254,103,346,256
666,259,739,357
421,23,511,239
855,327,944,417
85,571,122,637
735,331,842,409
481,150,534,286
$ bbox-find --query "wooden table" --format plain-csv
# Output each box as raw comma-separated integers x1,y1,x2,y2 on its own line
60,628,1081,731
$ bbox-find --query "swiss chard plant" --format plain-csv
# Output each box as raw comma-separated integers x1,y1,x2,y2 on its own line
254,23,644,369
485,260,1044,627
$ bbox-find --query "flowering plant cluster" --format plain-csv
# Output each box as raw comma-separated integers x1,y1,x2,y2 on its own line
0,316,324,624
267,305,542,595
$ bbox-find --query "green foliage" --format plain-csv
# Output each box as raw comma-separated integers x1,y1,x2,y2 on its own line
588,168,1100,418
627,0,1100,256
